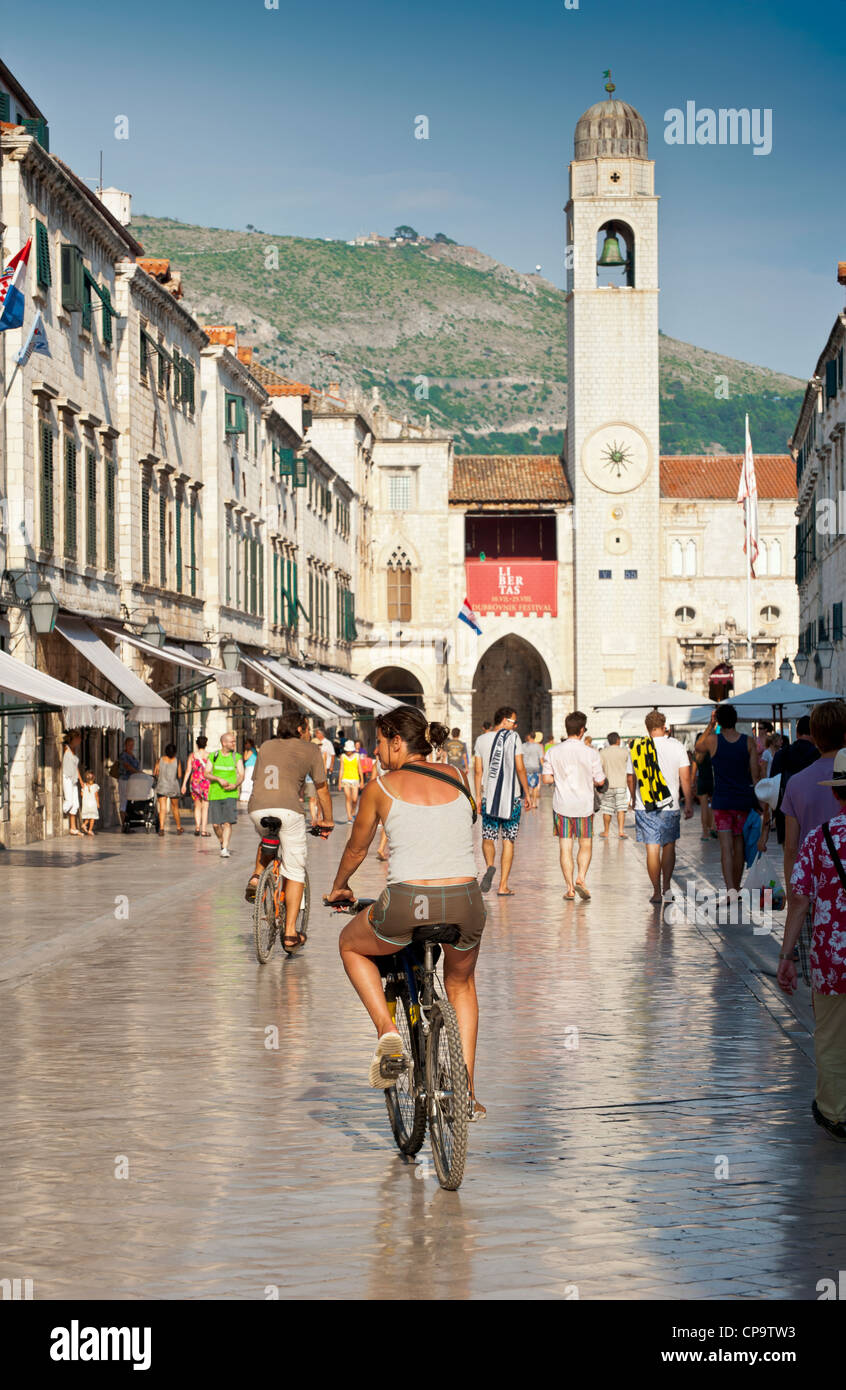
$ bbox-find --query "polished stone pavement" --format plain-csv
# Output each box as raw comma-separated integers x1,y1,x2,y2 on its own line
1,794,843,1300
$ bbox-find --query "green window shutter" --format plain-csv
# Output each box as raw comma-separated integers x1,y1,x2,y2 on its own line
190,499,197,596
225,514,232,605
159,490,167,586
0,93,9,121
302,408,313,428
273,552,278,625
175,495,183,592
225,393,246,433
86,449,97,566
141,478,150,580
140,329,148,376
20,117,49,150
40,422,54,551
64,439,77,557
826,359,838,403
834,602,844,643
258,542,264,616
35,222,51,289
60,245,84,312
294,455,307,488
172,348,181,402
105,452,116,570
101,283,114,345
186,361,195,409
292,560,298,628
81,273,92,331
278,447,294,477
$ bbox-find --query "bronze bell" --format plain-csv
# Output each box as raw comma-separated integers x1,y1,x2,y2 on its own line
597,233,626,267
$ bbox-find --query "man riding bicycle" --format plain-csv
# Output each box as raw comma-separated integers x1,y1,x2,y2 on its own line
325,706,486,1118
246,712,334,951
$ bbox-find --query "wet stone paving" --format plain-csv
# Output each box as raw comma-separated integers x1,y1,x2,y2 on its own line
1,790,844,1301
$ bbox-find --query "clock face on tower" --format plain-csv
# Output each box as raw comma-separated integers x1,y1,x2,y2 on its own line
580,422,652,494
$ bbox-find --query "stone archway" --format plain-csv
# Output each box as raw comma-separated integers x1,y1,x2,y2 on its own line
367,665,425,710
472,635,552,743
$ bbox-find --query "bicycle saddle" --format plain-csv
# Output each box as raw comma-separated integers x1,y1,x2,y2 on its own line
260,815,282,832
411,923,461,945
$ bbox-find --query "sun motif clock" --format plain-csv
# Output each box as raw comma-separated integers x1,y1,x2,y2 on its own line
580,422,652,494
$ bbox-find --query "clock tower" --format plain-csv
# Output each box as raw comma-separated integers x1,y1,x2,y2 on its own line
566,80,660,718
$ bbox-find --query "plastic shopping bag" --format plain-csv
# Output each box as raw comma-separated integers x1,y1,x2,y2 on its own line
744,851,786,911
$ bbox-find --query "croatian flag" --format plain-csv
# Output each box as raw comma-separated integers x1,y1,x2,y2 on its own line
15,308,50,365
737,413,759,578
0,239,32,333
458,598,482,635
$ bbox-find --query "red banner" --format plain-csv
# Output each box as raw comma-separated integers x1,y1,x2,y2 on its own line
465,560,557,617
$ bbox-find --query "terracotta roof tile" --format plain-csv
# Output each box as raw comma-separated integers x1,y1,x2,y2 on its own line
137,257,170,277
450,455,571,505
236,347,254,365
248,360,312,396
660,455,796,499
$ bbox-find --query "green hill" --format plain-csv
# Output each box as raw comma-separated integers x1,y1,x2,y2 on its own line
132,216,803,456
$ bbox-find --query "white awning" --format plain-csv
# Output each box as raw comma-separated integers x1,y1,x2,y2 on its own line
291,665,393,712
99,624,240,690
55,617,171,724
263,662,349,719
242,657,342,722
316,668,400,711
0,648,125,728
229,686,283,719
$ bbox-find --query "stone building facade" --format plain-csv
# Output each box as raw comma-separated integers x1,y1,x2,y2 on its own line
792,289,846,696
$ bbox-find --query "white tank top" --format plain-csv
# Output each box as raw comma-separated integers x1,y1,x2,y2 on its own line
378,774,476,883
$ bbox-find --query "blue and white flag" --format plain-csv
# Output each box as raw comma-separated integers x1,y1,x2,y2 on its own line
0,239,32,332
458,598,482,635
15,308,50,365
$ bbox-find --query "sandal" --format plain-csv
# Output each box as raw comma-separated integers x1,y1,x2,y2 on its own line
282,931,307,955
194,830,200,837
245,875,260,903
469,1100,487,1122
201,832,211,837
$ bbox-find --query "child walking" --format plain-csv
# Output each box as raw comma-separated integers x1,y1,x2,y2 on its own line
80,769,100,836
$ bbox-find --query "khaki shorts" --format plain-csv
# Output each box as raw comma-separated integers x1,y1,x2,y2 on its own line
369,880,486,953
249,807,307,883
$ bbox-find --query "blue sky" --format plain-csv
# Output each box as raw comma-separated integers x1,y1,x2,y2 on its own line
6,0,843,378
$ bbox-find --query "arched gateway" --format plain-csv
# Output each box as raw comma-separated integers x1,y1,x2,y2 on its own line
471,635,552,743
367,666,425,710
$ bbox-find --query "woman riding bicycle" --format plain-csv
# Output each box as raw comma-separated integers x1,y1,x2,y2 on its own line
325,706,486,1118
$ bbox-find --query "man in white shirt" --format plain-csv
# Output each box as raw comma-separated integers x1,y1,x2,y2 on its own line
626,710,693,902
314,728,336,783
542,710,606,900
474,707,529,896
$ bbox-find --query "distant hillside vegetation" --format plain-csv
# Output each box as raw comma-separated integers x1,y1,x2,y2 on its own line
132,216,803,455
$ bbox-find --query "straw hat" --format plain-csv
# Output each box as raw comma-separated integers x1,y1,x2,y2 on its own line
818,748,846,787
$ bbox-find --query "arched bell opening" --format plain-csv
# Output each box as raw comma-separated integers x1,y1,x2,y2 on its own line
596,219,635,288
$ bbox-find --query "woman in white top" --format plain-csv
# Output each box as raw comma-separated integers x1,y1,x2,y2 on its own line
326,706,486,1117
61,732,83,836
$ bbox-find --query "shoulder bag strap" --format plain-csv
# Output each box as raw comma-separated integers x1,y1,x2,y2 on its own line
822,822,846,893
402,763,478,823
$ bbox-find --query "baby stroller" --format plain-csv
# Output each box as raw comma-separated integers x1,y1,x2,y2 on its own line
122,772,156,833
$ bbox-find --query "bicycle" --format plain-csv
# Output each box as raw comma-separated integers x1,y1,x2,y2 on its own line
328,897,470,1191
253,818,328,964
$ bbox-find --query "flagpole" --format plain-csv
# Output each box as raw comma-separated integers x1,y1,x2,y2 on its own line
745,492,753,657
2,356,21,401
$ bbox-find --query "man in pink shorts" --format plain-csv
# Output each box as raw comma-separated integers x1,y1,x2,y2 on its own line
695,703,760,892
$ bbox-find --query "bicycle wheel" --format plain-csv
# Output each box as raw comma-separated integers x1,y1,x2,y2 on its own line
254,865,279,964
383,977,427,1155
426,1000,469,1190
297,870,311,942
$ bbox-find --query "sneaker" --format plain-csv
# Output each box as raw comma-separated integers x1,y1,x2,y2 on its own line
811,1099,846,1142
220,847,230,858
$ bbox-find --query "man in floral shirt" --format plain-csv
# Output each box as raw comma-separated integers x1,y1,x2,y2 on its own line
779,747,846,1141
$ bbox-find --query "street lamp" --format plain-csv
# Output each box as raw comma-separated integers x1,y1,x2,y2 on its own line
794,650,810,680
817,639,835,672
220,638,241,672
29,580,59,636
140,615,166,649
778,656,794,683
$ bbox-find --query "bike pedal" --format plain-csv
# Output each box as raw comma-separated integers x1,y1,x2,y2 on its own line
379,1056,408,1080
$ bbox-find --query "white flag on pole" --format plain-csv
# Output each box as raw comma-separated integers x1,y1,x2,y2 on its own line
14,308,51,366
737,413,759,578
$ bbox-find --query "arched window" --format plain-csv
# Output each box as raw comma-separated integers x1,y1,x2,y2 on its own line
596,220,635,288
675,606,696,624
387,548,412,621
685,539,696,576
760,604,781,623
671,539,683,576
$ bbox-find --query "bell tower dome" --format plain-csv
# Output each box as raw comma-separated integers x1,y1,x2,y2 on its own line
566,75,660,717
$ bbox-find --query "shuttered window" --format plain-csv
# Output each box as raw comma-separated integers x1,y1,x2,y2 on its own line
826,358,838,404
64,439,77,558
60,245,84,312
105,451,116,570
834,602,844,643
141,477,150,581
86,449,97,566
101,284,114,345
140,329,148,377
225,393,246,433
159,491,168,586
35,221,51,289
40,422,54,551
189,498,198,597
258,542,264,616
175,494,183,592
250,538,258,614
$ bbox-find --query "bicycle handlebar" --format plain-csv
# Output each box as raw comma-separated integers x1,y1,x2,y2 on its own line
308,825,333,838
323,896,376,914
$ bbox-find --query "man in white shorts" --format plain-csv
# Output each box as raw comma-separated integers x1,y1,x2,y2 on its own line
246,712,334,946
